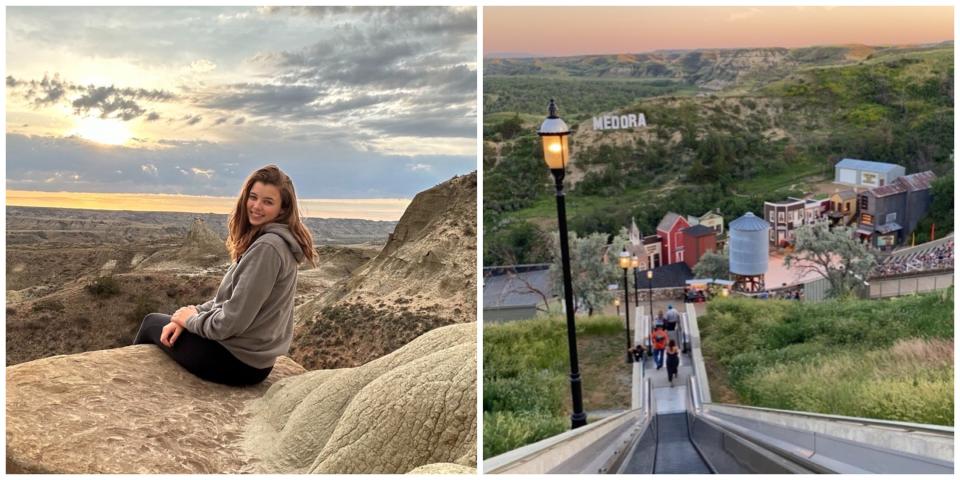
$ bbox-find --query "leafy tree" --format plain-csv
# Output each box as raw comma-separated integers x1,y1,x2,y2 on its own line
785,224,878,299
484,220,550,267
914,174,954,243
491,114,525,140
548,231,628,316
693,249,730,280
484,135,549,215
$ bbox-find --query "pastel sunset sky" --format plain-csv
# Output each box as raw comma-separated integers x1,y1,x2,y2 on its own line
485,6,953,57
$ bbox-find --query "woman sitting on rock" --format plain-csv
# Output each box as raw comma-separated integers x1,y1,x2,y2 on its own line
133,165,316,386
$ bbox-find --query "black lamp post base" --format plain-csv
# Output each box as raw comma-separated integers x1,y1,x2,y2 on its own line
571,411,587,429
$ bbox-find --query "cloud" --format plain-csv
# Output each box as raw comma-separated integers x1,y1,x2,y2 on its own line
8,74,175,121
6,7,476,160
313,94,392,115
191,167,214,178
7,74,71,106
7,132,474,198
264,6,476,37
71,85,174,120
190,59,217,73
195,83,323,118
406,163,432,172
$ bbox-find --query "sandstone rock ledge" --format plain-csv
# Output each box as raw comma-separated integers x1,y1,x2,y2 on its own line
6,346,304,473
6,322,477,474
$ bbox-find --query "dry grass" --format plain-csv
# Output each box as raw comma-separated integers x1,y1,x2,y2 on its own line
889,338,953,368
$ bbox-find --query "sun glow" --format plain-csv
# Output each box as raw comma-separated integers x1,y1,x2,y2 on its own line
70,117,133,146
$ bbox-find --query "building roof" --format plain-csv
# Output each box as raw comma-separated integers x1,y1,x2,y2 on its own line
682,224,715,238
482,265,552,308
833,190,857,200
871,171,936,198
642,234,662,245
898,170,936,191
764,198,805,207
700,210,723,221
876,222,903,234
835,158,904,173
729,212,769,232
645,262,694,288
656,212,685,232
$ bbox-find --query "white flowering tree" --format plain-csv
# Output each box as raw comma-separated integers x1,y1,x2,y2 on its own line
693,248,730,280
549,230,629,315
785,224,878,299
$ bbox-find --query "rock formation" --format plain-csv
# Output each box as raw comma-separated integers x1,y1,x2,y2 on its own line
244,322,476,473
6,347,305,473
6,323,477,474
177,217,228,264
292,172,477,369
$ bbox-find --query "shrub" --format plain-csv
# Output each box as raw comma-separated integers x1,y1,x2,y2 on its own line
86,276,121,297
483,411,566,459
32,299,65,313
129,294,159,325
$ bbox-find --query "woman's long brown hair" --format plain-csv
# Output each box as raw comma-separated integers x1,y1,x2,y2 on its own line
226,165,317,266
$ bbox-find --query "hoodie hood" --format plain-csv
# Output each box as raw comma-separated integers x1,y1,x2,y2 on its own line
261,222,305,263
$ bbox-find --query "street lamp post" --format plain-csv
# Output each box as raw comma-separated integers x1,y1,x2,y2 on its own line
615,297,620,317
631,255,640,305
619,248,633,364
647,269,654,328
539,99,586,429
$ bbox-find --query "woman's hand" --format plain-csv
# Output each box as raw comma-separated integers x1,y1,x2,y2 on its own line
160,322,184,347
170,306,199,327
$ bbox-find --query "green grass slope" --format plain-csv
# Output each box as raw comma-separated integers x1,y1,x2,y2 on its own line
483,316,628,458
699,290,954,426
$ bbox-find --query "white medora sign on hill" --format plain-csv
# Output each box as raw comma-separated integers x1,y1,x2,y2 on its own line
593,113,647,131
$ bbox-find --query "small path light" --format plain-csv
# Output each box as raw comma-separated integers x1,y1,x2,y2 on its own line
647,269,655,329
619,248,633,364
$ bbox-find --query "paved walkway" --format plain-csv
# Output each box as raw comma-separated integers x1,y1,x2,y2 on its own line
646,352,694,414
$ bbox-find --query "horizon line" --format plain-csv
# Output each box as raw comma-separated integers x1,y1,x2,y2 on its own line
484,39,954,60
7,190,411,222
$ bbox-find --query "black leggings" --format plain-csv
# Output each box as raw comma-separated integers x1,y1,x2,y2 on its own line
133,313,272,386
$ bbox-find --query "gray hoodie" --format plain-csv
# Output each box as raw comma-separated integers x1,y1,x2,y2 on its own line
185,222,304,369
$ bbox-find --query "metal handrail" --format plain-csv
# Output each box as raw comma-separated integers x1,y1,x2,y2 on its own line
688,374,703,414
706,403,955,436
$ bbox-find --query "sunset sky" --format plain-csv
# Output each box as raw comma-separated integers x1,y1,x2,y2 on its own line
6,7,476,219
485,6,953,57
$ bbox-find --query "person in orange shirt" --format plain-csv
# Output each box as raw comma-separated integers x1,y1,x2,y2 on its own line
650,325,668,370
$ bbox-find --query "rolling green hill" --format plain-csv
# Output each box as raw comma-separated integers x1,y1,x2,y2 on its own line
483,44,953,267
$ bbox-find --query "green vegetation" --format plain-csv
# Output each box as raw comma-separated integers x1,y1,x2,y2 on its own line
86,275,121,297
484,316,626,458
699,290,954,425
484,46,953,266
693,249,729,279
785,224,878,299
914,174,954,244
484,76,691,120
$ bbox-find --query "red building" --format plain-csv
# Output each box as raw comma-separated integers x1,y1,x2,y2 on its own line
656,212,691,265
681,224,717,270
